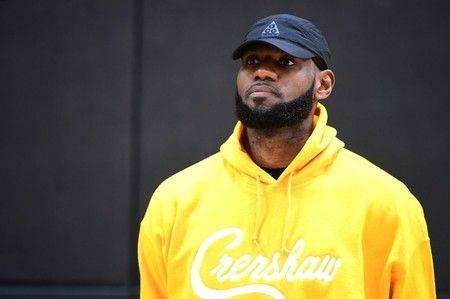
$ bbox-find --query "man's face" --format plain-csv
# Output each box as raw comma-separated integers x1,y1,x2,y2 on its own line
235,43,317,129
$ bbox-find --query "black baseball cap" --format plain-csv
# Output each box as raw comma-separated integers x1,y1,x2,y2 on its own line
232,14,331,70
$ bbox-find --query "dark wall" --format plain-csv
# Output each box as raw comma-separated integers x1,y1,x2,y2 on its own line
1,0,449,297
0,0,138,296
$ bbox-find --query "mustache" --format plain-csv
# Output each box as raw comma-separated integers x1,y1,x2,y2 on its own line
244,82,282,98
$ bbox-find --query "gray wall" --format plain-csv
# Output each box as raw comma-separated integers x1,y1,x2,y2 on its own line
1,0,449,297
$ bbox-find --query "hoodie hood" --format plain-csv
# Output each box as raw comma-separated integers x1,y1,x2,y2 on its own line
220,103,344,184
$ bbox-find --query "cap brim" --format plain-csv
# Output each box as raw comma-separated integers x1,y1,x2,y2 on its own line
232,38,316,60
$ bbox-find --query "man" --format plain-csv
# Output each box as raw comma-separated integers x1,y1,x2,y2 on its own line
138,14,435,298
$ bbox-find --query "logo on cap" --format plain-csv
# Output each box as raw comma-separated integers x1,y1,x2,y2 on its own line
262,21,280,36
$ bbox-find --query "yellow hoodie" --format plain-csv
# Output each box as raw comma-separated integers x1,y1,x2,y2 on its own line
138,104,435,298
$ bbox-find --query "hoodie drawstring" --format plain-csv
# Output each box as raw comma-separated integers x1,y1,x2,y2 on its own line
281,172,294,254
252,175,264,252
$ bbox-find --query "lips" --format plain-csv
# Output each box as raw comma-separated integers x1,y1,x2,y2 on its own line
245,83,281,98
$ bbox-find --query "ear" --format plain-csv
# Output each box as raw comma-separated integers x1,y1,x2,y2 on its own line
314,69,335,101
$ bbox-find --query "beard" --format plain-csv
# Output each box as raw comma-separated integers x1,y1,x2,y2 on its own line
235,80,315,130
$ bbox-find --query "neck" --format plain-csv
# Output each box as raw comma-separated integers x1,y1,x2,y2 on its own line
243,115,314,169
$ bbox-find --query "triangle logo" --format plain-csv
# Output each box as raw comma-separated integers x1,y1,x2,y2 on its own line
262,21,280,36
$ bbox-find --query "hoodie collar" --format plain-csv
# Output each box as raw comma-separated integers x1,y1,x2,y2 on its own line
220,103,343,184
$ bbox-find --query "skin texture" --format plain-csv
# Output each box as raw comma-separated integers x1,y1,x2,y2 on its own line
236,43,335,169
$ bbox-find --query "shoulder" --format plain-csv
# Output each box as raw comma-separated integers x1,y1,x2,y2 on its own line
143,152,223,211
158,152,223,193
333,148,411,193
330,148,426,218
333,148,428,235
140,152,223,231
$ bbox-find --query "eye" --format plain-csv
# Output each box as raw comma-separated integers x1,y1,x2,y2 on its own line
279,56,295,66
245,55,260,66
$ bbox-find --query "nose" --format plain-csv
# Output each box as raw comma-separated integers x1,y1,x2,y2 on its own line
253,64,278,81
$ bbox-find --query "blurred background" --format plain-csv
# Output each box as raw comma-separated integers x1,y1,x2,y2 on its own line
1,0,449,298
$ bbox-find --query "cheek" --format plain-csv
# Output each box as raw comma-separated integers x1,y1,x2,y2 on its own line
283,75,313,98
280,81,300,99
236,70,249,96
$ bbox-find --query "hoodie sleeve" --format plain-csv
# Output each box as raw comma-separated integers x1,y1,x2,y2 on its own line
389,239,435,299
138,225,167,298
138,185,174,299
389,192,436,299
